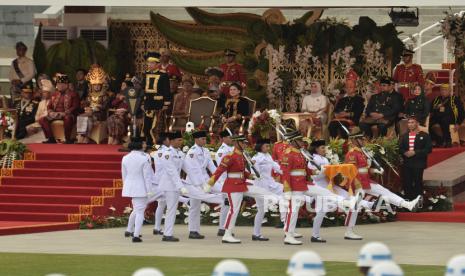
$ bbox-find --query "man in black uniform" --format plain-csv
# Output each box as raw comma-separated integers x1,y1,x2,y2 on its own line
15,84,38,139
142,52,171,150
399,116,432,200
328,79,365,138
359,77,400,138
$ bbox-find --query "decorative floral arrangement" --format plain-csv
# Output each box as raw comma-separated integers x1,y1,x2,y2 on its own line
248,109,281,139
421,185,453,212
294,45,314,95
363,40,384,65
0,112,15,134
266,44,287,106
441,11,465,58
79,205,131,229
331,46,355,77
0,140,27,168
325,146,340,165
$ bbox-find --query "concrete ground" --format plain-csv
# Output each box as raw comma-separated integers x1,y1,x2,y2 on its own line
0,222,463,266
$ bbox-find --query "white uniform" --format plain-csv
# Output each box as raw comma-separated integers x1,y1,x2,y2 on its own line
213,143,234,231
149,145,169,232
251,152,284,237
183,144,223,233
122,150,154,238
308,154,373,238
158,146,185,237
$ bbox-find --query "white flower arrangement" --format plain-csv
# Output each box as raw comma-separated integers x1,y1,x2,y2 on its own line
441,11,465,58
109,206,116,212
241,211,252,217
209,212,220,218
182,146,190,153
363,40,384,65
325,147,340,165
331,46,355,75
123,206,132,214
200,203,210,213
0,112,15,133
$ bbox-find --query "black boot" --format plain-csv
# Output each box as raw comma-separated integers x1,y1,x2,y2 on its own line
189,232,205,239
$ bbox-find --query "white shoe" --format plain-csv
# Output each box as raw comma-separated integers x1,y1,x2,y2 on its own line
344,227,363,240
284,233,303,245
401,195,422,211
222,230,241,244
292,232,303,238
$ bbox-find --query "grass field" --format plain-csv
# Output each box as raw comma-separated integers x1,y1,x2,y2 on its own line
0,253,445,276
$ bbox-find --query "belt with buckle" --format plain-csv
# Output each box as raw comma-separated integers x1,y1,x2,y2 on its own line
227,172,244,179
290,169,306,176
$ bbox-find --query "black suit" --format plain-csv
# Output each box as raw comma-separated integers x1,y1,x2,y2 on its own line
399,131,432,200
14,99,38,139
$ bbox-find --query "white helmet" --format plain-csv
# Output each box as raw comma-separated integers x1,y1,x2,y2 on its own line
445,254,465,276
212,259,249,276
132,267,164,276
357,242,392,268
368,261,403,276
291,271,318,276
287,250,325,276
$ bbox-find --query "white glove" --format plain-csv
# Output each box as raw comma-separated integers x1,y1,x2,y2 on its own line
355,188,365,199
147,191,154,197
203,184,211,193
180,187,189,195
313,170,321,176
283,191,292,201
372,168,384,175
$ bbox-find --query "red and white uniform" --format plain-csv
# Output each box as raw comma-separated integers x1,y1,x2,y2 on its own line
158,63,182,79
219,62,246,97
393,63,424,100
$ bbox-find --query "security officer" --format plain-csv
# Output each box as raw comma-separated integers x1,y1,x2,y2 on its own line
158,131,188,242
142,52,171,150
122,137,154,243
393,48,424,100
183,130,223,239
14,84,38,139
214,130,234,236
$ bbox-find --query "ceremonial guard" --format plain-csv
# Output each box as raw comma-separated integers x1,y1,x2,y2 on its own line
142,52,171,149
9,42,36,101
158,132,188,242
430,84,464,147
219,49,247,97
308,140,375,242
213,130,234,236
150,133,170,235
205,134,275,243
345,135,422,211
328,76,365,139
183,131,223,239
158,48,182,79
39,74,79,144
359,77,399,138
251,139,284,241
122,138,154,243
393,49,424,100
14,84,38,139
280,130,354,245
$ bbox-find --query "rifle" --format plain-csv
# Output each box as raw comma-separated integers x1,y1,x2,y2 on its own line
237,142,261,178
337,120,399,176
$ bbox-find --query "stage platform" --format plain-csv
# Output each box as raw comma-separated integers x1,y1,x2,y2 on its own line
0,144,129,236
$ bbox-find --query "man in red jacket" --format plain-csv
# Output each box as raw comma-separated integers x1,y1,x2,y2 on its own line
393,49,424,100
39,74,79,144
219,49,247,97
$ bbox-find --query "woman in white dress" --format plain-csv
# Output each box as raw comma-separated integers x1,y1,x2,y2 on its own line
300,82,329,138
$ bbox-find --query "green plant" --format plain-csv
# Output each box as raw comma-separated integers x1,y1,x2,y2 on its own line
32,23,47,76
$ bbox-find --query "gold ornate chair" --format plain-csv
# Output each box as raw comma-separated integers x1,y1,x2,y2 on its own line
169,96,217,132
51,120,77,142
239,96,256,134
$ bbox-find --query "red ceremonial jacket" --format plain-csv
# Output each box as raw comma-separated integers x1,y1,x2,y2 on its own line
220,63,246,97
209,148,250,193
47,90,80,116
393,63,424,100
280,146,313,192
344,148,371,189
158,63,182,79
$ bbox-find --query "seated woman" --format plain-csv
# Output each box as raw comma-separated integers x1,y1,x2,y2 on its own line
107,81,130,145
430,84,464,147
300,81,329,138
221,82,249,132
398,84,430,136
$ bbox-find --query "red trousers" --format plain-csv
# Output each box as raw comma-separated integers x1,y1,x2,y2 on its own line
39,115,75,140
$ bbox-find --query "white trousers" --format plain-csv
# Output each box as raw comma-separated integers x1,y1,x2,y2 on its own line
126,197,148,237
253,180,284,236
154,200,166,231
284,185,346,234
218,194,229,231
163,191,180,237
186,185,223,232
366,183,405,207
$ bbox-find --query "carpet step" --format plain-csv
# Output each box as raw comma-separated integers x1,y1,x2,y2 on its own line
36,153,124,162
24,160,121,170
0,194,93,204
0,203,83,214
454,203,465,212
12,168,121,179
0,185,106,196
397,211,465,223
1,176,115,187
0,221,79,236
0,212,81,222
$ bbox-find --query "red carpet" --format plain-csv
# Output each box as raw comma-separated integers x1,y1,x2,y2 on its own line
427,147,465,167
397,203,465,223
0,144,130,236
